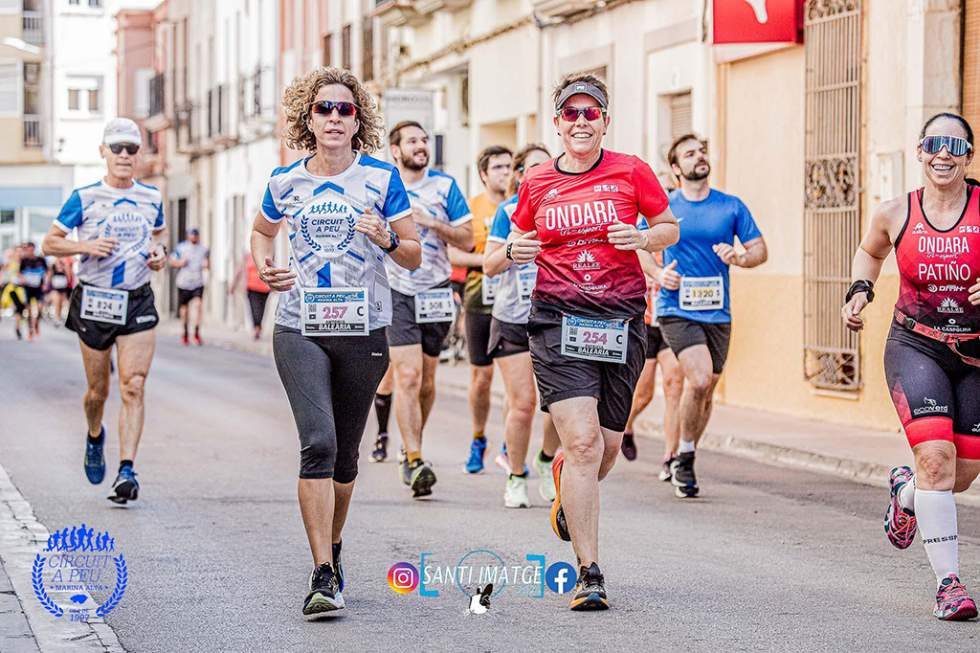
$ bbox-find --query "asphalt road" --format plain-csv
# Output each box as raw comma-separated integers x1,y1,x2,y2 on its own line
1,324,979,652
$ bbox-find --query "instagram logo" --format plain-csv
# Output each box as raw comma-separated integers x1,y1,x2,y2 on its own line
387,562,419,594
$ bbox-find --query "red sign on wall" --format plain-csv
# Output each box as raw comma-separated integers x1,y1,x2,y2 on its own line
713,0,804,44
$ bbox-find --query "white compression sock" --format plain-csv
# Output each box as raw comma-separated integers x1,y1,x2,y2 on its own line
677,439,695,454
915,489,958,585
897,476,916,512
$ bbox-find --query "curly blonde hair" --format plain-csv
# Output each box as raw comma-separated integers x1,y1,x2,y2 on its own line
281,67,385,153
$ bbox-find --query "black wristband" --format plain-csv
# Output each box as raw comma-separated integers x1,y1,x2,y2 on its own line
845,279,875,303
505,242,514,261
382,230,400,254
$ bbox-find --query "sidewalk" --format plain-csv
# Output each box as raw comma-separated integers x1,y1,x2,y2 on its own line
0,558,39,653
167,318,980,506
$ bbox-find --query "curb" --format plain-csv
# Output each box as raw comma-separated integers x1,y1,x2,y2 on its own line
0,464,126,652
436,374,980,509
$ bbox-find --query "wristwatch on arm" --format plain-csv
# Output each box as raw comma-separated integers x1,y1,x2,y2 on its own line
382,230,400,254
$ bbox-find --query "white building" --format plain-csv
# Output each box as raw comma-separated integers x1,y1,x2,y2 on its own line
146,0,279,324
0,0,157,252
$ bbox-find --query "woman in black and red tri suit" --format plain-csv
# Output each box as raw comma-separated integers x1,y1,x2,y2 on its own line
842,112,980,621
507,73,678,611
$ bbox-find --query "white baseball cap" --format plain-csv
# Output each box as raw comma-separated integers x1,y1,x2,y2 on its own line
102,118,142,146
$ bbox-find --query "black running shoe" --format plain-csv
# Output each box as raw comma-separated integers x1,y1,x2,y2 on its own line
658,456,675,482
620,432,637,461
107,467,139,505
332,541,344,593
670,452,699,498
303,562,344,618
370,434,388,463
569,562,609,611
409,460,437,498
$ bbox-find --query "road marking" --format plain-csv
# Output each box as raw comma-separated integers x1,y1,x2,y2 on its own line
0,462,125,652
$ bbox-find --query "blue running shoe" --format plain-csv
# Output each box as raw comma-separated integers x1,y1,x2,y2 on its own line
84,426,106,485
465,437,487,474
108,466,139,505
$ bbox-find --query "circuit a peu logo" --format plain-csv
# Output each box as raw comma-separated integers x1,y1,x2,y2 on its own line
32,524,127,623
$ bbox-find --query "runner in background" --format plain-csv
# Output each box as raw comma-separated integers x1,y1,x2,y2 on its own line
170,228,210,346
620,247,684,483
230,249,271,340
657,134,767,498
46,256,74,324
483,143,560,507
2,244,27,339
41,117,169,505
454,145,513,474
384,120,474,498
17,241,46,340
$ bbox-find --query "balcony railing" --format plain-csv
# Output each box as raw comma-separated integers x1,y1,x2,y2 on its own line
23,115,41,148
148,72,165,117
23,11,43,45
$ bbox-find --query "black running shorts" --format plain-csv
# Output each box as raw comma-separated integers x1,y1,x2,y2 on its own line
527,304,646,432
66,283,159,351
884,324,980,459
659,317,731,374
488,317,530,360
387,284,453,357
177,286,204,307
646,325,670,360
465,310,493,366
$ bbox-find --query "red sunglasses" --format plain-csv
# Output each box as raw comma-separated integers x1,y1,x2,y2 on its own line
557,106,605,122
311,100,358,118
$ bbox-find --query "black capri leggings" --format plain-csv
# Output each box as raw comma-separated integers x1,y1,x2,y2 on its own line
247,289,270,327
273,325,390,481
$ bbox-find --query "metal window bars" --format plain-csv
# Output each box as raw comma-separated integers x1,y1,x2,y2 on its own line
802,0,862,391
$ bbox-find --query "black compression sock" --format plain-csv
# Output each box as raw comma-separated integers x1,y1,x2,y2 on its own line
374,392,392,434
538,450,554,463
509,472,528,479
119,460,133,471
87,431,104,444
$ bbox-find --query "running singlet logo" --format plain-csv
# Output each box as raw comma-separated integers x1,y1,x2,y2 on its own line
299,200,357,259
895,187,980,333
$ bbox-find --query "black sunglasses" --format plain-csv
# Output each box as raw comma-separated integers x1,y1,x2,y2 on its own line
311,100,358,118
108,143,140,155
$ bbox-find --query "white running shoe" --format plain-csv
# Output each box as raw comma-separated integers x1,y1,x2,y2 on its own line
533,452,557,502
504,475,530,508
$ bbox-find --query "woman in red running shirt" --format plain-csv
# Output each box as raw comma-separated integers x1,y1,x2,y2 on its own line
507,73,678,611
842,112,980,621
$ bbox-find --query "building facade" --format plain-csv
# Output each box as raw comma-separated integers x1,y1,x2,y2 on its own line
99,0,980,431
0,0,157,253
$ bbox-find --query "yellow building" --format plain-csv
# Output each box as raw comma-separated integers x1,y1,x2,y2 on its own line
376,0,972,433
717,0,962,431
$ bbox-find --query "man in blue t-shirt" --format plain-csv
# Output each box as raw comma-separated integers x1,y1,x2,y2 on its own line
655,134,768,499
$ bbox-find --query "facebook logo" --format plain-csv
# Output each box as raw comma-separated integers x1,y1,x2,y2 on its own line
545,562,577,594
